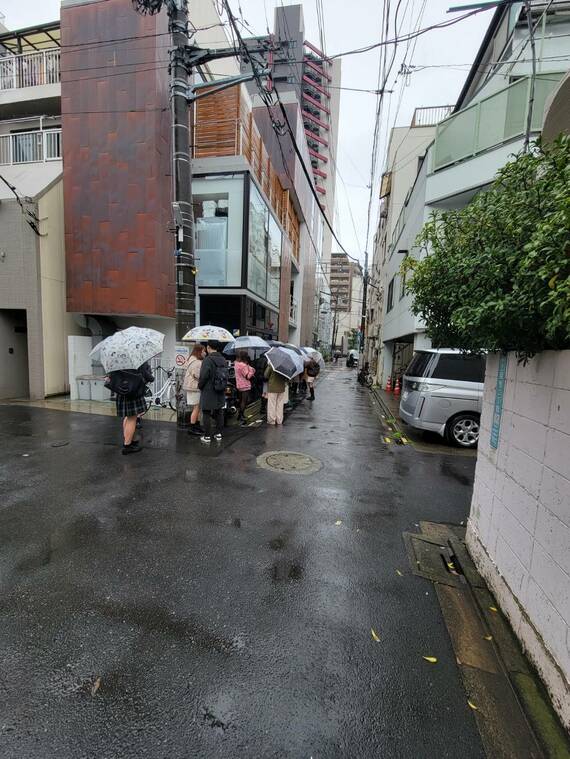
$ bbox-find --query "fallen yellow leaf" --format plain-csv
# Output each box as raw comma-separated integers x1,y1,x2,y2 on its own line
484,635,493,641
335,520,342,526
423,656,437,663
489,606,498,613
396,569,403,577
371,628,380,642
468,700,478,711
548,274,559,290
447,562,455,570
91,677,101,696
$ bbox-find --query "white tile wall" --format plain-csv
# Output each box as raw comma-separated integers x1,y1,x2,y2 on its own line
467,350,570,729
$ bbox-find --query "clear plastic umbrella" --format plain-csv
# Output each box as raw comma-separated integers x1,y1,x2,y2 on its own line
89,326,165,373
223,336,270,355
302,347,325,372
265,346,305,380
182,325,234,342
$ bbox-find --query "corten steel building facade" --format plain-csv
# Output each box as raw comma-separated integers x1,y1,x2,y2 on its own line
61,0,174,323
61,0,308,353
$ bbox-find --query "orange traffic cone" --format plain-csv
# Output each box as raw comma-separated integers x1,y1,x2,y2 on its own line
385,376,392,392
394,377,401,397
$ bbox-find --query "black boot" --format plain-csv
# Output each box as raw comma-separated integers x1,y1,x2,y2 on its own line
122,441,142,455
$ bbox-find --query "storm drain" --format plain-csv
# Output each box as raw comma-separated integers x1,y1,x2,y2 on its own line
403,531,466,588
256,450,322,475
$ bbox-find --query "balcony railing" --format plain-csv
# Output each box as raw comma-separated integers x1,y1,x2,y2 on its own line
0,128,62,165
432,73,563,172
411,105,453,128
0,49,60,91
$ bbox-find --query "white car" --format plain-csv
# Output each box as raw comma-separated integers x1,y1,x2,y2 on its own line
399,349,486,448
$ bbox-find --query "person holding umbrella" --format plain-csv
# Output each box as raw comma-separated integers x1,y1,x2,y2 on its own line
234,350,256,425
264,363,288,425
263,346,304,425
92,326,165,455
198,341,229,443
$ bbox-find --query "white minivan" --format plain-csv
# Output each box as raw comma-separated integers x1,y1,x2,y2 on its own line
399,349,486,448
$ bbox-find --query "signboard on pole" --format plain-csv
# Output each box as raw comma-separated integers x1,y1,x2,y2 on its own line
175,345,189,367
490,353,508,449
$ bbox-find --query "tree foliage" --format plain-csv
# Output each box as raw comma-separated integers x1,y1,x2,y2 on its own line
403,136,570,360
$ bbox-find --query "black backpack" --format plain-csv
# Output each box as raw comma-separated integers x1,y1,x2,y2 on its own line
106,370,145,399
306,360,320,378
213,363,229,392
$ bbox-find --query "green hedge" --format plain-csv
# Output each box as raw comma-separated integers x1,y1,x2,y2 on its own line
403,136,570,360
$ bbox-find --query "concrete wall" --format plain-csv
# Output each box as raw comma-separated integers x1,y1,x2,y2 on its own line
467,351,570,729
38,179,77,395
0,199,44,399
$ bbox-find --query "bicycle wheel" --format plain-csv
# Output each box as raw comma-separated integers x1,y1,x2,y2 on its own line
168,381,178,411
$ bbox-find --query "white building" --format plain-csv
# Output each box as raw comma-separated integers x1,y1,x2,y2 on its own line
369,1,570,386
366,107,452,382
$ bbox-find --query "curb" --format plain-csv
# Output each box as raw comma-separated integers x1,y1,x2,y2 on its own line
370,386,409,445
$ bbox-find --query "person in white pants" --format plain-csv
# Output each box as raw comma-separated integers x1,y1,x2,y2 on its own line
264,365,288,425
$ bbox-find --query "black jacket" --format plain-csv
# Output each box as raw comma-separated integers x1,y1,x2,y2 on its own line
198,352,227,410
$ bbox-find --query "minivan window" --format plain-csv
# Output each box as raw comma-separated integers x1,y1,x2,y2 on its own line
431,354,485,382
405,352,433,378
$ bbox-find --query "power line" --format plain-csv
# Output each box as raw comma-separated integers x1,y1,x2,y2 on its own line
273,86,363,266
0,172,43,236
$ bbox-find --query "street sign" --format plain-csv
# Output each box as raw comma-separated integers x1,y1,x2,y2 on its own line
490,353,508,449
175,345,189,367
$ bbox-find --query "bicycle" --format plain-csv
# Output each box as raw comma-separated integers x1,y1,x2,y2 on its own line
150,366,178,411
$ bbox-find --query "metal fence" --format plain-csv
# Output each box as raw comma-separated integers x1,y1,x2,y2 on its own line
411,105,454,128
0,128,62,165
0,49,60,91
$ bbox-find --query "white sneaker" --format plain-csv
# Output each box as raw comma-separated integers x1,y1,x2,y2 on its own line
200,435,211,444
214,433,222,441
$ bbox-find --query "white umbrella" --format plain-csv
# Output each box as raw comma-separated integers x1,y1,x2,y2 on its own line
90,326,165,373
182,325,234,342
223,336,270,355
266,346,305,380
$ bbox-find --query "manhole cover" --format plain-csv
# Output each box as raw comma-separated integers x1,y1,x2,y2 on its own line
257,450,322,475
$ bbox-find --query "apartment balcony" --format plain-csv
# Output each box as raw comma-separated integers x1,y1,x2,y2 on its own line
430,73,563,181
411,105,453,128
0,49,60,91
426,73,565,208
302,91,330,115
0,127,62,165
0,45,61,114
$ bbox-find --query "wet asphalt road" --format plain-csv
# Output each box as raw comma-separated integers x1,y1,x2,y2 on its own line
0,368,483,759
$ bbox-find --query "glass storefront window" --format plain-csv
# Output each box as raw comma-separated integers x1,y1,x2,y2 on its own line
248,181,281,306
268,214,282,307
248,182,269,299
193,175,243,287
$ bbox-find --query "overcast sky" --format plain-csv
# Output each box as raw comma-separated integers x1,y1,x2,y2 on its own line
1,0,493,264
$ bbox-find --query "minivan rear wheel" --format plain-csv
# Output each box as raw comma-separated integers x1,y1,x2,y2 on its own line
446,412,480,448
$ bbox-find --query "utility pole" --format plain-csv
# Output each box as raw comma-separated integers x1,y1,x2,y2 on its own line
133,1,277,427
360,250,368,362
133,0,195,430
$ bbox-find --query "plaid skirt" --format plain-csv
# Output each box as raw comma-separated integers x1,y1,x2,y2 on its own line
116,394,148,418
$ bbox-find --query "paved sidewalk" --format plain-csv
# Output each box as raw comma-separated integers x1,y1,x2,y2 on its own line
0,367,484,758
